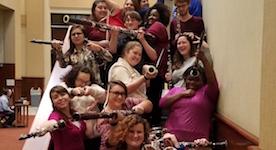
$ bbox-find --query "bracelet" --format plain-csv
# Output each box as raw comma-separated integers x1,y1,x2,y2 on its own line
143,75,149,80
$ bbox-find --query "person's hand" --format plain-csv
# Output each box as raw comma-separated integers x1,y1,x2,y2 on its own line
52,39,63,51
137,29,145,41
143,65,158,80
97,40,110,48
163,133,180,148
87,41,104,52
109,111,124,125
71,87,85,96
194,48,206,61
110,26,120,36
165,72,172,82
132,105,144,114
181,89,196,98
194,138,210,147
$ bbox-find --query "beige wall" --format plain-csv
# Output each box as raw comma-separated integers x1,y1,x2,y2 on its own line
203,0,263,137
0,0,23,78
260,0,276,149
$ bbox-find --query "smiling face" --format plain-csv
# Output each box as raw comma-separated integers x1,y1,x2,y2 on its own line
74,71,91,87
93,2,108,21
124,0,135,12
124,45,142,67
124,15,141,30
148,9,160,25
177,35,192,59
70,27,85,47
125,123,145,149
50,91,70,111
108,84,127,110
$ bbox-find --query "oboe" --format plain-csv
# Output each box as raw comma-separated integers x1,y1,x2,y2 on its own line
62,15,155,40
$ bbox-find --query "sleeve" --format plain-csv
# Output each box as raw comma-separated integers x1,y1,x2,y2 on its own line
159,87,179,108
95,48,113,62
55,50,69,68
90,84,106,104
206,82,219,104
1,98,13,112
109,65,132,84
48,112,63,121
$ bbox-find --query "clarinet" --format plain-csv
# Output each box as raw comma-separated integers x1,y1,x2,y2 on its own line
62,15,155,40
180,140,228,149
19,120,66,140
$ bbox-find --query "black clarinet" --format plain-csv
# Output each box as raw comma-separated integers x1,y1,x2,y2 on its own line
180,140,228,149
19,120,66,140
62,15,155,40
72,110,135,121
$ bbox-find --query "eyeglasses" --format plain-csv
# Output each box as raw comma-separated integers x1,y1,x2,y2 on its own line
109,91,126,97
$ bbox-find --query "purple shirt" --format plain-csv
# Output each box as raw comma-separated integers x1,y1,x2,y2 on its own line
159,84,219,142
49,111,86,150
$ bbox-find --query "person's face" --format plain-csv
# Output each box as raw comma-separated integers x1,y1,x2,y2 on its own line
125,46,142,66
94,2,108,21
140,0,149,8
177,36,191,58
175,2,189,16
71,28,85,46
51,92,70,110
124,0,135,12
74,72,91,87
124,16,140,30
108,84,127,109
148,9,159,25
125,123,145,149
185,75,204,90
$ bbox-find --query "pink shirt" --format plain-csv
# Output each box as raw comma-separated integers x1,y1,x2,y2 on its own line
159,84,219,142
49,111,86,150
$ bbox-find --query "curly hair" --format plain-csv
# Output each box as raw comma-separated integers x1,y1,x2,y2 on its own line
108,114,150,150
145,3,171,27
172,34,197,70
62,65,95,88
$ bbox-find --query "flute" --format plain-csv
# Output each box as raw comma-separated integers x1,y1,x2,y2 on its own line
62,15,155,40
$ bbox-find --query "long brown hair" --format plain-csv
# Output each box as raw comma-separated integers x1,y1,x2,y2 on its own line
172,34,196,70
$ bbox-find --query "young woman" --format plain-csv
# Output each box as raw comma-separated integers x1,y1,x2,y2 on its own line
107,114,205,150
109,10,157,72
52,24,113,85
142,3,171,126
87,80,153,150
104,0,140,27
44,86,88,150
108,41,157,100
165,33,212,87
86,0,109,42
60,65,106,108
160,48,219,142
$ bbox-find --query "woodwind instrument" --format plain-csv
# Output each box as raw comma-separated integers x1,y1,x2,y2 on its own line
188,31,205,78
62,15,155,40
30,39,63,45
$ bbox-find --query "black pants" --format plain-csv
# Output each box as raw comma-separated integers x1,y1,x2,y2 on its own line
0,111,15,127
147,76,164,127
